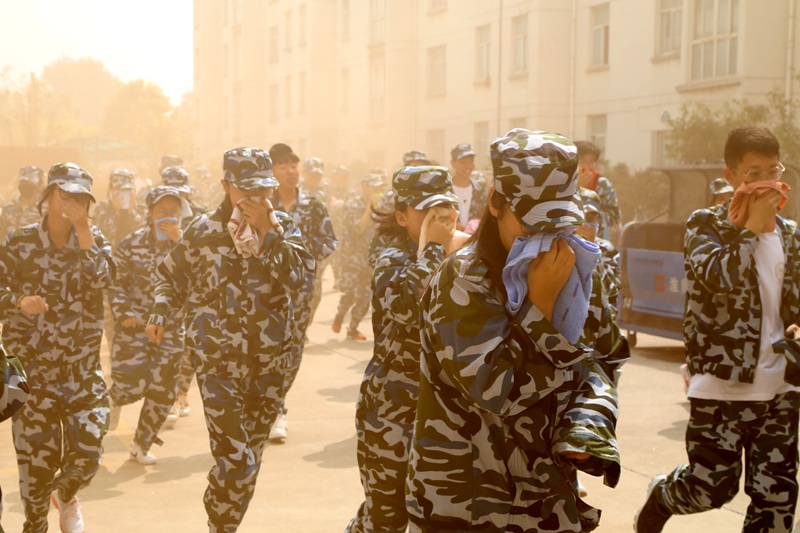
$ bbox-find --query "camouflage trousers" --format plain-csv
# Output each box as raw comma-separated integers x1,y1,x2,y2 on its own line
278,285,313,415
659,392,800,532
308,256,331,326
346,373,416,533
177,350,194,396
13,358,109,533
334,266,371,332
197,359,284,532
109,326,183,451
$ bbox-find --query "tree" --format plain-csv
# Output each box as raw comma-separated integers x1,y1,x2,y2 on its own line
42,57,120,130
0,71,78,146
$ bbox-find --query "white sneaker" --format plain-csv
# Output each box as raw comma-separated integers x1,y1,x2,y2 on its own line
108,397,121,431
269,412,288,442
163,402,179,428
129,441,158,465
51,490,84,533
177,393,191,417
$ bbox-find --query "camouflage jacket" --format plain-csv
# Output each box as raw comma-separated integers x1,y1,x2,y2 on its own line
684,203,800,383
108,225,186,340
340,197,374,263
0,219,113,367
148,203,313,375
0,198,40,240
596,237,620,309
407,243,628,532
93,201,143,248
360,238,446,422
272,189,337,264
596,176,621,231
301,180,330,205
466,173,490,221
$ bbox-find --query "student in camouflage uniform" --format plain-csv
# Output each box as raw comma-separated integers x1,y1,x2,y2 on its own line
576,140,621,241
333,173,385,340
407,130,629,533
449,143,490,230
0,163,112,533
346,166,464,533
107,186,193,464
93,168,142,248
161,164,208,419
0,166,45,239
578,187,620,309
328,165,351,291
269,143,337,442
635,126,800,533
146,147,313,532
301,156,336,324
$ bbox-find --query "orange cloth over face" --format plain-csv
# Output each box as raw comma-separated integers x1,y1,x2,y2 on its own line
728,180,791,233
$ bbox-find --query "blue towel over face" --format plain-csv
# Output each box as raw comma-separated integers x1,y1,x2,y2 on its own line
502,232,601,343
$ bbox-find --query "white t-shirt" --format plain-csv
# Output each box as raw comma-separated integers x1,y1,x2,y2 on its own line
453,184,473,228
688,228,800,401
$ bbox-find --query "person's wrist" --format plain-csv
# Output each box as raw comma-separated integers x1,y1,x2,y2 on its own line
15,295,26,309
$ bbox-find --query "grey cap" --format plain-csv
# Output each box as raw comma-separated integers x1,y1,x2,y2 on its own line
19,166,44,185
145,185,193,219
450,143,476,161
223,147,279,190
392,166,460,210
47,163,96,201
361,172,386,187
161,166,191,194
710,177,734,197
109,168,135,191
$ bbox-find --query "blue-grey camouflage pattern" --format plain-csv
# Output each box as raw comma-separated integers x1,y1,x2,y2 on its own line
148,201,313,531
684,203,800,383
93,201,143,248
0,219,112,532
108,225,185,452
465,172,490,222
595,177,620,235
347,238,446,533
407,241,629,532
657,393,800,531
271,189,336,404
335,197,375,331
596,237,620,310
0,198,40,241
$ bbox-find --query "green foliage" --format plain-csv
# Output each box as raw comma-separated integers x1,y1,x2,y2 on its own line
605,162,670,225
665,87,800,165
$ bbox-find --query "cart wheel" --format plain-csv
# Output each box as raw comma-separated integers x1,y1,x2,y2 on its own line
627,331,638,348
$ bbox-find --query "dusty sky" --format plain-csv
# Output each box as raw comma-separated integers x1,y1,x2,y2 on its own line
0,0,193,103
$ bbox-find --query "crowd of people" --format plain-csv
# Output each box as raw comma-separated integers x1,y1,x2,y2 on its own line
0,124,796,533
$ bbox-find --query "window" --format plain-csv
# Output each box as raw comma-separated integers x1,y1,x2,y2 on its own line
269,26,279,62
370,0,386,44
511,15,528,73
285,75,292,116
474,121,490,167
509,117,527,130
690,0,738,80
428,45,446,95
340,68,350,111
299,71,306,114
285,10,293,51
588,114,608,153
657,0,682,55
369,54,385,119
475,25,490,81
591,4,610,66
341,0,350,41
426,129,446,165
269,85,279,122
299,4,307,46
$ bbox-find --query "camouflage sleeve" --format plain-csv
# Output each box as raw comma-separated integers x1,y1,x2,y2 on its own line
373,242,445,326
108,237,133,321
261,212,315,291
0,210,10,241
423,264,590,417
597,177,621,228
308,199,338,262
81,226,114,290
0,234,22,316
150,226,198,326
685,209,758,294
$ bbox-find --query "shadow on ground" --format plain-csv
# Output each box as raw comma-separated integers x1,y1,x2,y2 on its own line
303,435,358,469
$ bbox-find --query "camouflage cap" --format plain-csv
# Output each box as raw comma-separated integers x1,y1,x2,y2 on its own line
578,187,601,215
47,162,95,201
145,185,193,219
710,177,734,197
450,143,476,161
361,172,385,187
109,168,135,191
491,128,583,231
223,147,279,190
370,167,388,177
19,166,44,185
303,157,324,175
332,165,348,176
403,150,429,166
161,155,183,170
393,166,460,210
161,166,191,194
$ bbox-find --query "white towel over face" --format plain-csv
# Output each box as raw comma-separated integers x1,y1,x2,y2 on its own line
227,205,264,259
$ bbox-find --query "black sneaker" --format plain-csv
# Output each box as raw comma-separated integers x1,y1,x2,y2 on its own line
634,474,671,533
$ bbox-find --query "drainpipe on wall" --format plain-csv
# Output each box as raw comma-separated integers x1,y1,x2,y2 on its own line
569,0,577,138
786,0,797,104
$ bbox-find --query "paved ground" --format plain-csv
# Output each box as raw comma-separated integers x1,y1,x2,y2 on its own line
0,275,797,532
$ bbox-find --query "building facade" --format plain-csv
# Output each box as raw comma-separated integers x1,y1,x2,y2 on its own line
193,0,799,174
